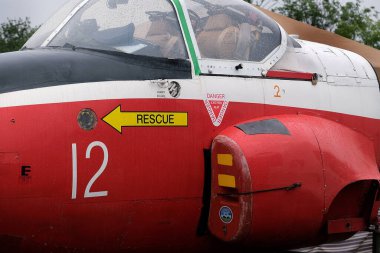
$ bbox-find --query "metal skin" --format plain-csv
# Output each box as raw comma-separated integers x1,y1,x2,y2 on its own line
210,115,380,250
0,87,379,252
0,0,380,253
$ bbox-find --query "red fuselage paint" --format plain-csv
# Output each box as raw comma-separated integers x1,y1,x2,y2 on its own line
0,95,379,252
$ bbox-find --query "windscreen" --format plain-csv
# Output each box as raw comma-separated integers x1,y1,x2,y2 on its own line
24,0,84,49
26,0,188,60
185,0,282,62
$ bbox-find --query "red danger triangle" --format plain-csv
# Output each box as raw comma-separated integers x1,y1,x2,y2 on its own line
209,100,224,118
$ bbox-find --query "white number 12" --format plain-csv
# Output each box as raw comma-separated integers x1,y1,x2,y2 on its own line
72,141,109,199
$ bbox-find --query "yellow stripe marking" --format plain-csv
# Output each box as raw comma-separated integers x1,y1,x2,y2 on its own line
217,154,233,166
218,174,236,188
102,105,188,133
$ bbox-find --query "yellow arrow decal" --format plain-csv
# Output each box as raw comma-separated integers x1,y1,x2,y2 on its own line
102,105,188,133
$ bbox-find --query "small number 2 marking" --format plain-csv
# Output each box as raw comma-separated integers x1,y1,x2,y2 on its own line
72,141,109,199
274,85,281,98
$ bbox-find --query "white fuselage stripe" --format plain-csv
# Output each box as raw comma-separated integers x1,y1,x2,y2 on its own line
0,78,379,120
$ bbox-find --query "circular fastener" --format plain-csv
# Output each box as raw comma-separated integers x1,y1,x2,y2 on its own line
77,109,98,131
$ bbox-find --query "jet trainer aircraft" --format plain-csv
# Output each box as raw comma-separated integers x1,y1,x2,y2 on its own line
0,0,380,252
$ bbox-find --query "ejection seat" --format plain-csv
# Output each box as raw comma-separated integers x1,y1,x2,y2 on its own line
196,14,252,60
196,14,239,59
144,17,184,58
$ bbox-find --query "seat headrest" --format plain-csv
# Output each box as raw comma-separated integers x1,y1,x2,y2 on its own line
203,14,233,31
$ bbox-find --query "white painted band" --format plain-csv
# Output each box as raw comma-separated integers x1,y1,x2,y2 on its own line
0,78,379,120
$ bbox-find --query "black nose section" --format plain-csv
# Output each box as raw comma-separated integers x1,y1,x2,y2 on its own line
0,48,191,94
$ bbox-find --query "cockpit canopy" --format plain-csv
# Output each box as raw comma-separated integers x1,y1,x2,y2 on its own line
186,0,282,62
24,0,286,75
26,0,189,59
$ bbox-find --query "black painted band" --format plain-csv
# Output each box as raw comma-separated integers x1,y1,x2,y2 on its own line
0,48,191,94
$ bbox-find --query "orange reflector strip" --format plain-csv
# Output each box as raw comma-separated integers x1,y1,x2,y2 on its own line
218,174,236,188
217,154,233,166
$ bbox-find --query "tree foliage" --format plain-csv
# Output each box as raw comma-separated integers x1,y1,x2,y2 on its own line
335,1,380,49
0,18,37,53
275,0,380,49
